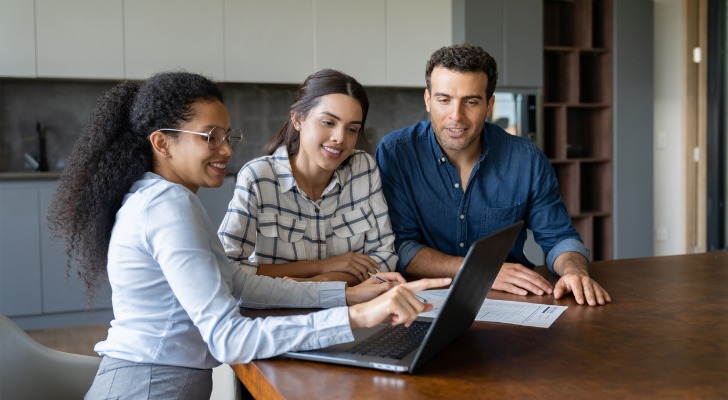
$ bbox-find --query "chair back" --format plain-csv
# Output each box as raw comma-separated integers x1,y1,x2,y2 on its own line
0,314,101,400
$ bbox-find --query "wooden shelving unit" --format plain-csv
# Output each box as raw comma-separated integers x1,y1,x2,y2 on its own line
543,0,613,260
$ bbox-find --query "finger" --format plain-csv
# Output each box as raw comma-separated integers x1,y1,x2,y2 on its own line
376,272,407,285
347,260,369,282
402,277,452,294
592,282,611,305
570,280,586,305
388,288,420,326
494,271,547,296
502,265,553,294
581,279,597,306
352,254,382,276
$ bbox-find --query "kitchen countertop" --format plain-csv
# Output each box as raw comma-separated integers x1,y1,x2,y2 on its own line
0,171,63,181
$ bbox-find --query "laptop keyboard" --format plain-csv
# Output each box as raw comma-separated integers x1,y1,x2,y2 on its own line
349,320,432,360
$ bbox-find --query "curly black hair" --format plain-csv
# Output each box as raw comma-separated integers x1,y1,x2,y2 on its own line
47,71,223,302
262,68,369,157
425,43,499,100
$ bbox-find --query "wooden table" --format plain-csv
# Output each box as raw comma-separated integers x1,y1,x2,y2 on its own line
233,252,728,399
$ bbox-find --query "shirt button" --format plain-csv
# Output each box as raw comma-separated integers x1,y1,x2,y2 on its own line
314,208,319,213
440,156,446,163
454,183,460,189
459,214,465,220
459,242,465,248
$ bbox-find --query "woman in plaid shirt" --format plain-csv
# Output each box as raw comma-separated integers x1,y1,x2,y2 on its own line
219,69,397,286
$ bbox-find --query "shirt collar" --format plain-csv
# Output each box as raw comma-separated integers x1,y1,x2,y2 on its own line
428,122,490,165
270,145,345,196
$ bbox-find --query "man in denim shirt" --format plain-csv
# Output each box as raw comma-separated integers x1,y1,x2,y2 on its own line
375,44,610,306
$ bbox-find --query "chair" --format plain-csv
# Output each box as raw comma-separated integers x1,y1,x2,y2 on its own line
211,364,246,400
0,313,101,400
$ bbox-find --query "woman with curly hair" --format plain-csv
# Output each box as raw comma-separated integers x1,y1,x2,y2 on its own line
219,69,397,286
48,71,449,400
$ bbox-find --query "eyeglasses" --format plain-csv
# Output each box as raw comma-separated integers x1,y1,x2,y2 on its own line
158,127,243,150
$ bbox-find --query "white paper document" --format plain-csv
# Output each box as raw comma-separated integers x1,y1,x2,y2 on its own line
417,289,567,328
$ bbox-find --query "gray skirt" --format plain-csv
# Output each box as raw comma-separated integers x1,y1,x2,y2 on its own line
84,356,213,400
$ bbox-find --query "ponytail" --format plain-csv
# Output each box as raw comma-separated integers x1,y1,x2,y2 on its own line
48,80,149,302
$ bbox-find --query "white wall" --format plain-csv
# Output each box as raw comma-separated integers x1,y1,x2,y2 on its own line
653,0,687,255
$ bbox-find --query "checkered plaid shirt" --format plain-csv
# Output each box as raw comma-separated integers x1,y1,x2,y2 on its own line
218,146,397,274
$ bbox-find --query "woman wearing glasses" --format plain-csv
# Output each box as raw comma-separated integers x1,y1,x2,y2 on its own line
219,69,396,286
48,71,448,399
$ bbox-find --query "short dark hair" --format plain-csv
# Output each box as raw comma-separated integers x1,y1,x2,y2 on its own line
263,68,369,157
425,43,499,100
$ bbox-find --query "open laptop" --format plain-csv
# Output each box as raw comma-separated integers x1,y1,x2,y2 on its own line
283,220,524,373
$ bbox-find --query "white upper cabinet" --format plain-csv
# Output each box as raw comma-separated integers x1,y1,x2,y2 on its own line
35,0,124,79
224,0,314,84
124,0,225,80
314,0,386,86
0,0,36,77
386,0,452,87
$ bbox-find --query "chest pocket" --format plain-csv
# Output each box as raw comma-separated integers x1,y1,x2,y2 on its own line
480,204,525,236
258,213,306,242
330,206,375,254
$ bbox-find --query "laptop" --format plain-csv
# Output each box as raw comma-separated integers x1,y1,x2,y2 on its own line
283,220,524,373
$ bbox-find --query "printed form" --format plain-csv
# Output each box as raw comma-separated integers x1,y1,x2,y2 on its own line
418,289,567,328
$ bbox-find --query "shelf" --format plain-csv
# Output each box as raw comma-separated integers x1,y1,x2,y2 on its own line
543,0,613,260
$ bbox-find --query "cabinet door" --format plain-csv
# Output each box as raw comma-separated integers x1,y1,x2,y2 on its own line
0,0,36,77
503,0,542,88
314,0,386,86
124,0,225,80
224,0,313,84
0,187,42,316
35,0,124,79
39,184,112,313
386,0,453,87
460,0,542,88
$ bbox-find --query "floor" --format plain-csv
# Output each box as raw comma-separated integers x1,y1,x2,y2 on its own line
25,324,109,356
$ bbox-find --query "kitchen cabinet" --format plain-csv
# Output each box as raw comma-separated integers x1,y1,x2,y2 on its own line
386,0,453,87
454,0,543,88
35,0,124,79
314,0,387,86
0,180,111,320
0,0,36,77
38,185,112,313
0,187,43,316
124,0,225,80
224,0,314,84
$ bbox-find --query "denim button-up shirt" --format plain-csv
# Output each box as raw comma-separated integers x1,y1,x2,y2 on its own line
375,121,588,274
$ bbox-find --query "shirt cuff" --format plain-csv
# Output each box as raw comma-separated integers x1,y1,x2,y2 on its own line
312,306,355,348
318,281,347,308
545,238,590,274
397,240,426,274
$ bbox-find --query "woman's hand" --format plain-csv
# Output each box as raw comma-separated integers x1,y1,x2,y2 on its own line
317,252,382,283
347,277,452,330
345,272,407,305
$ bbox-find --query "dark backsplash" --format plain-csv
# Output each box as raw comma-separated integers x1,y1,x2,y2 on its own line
0,78,427,174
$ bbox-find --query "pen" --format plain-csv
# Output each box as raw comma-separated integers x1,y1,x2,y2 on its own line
368,272,428,303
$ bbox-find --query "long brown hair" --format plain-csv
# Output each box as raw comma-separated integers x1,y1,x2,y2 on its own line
262,68,369,156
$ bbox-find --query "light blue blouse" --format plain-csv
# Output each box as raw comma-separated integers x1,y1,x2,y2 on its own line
94,172,354,369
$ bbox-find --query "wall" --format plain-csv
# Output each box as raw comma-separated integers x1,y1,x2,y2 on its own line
0,79,427,174
614,0,654,258
653,0,687,255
